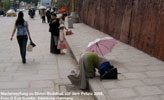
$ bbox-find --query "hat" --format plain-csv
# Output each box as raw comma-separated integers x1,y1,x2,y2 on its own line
59,24,65,29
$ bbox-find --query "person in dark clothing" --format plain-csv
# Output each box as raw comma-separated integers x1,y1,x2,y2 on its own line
49,13,60,54
62,12,67,21
46,9,51,23
10,11,32,64
28,8,35,18
31,8,35,18
28,9,31,15
40,9,46,23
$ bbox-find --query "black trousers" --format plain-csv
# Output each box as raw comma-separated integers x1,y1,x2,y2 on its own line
17,35,28,63
50,35,60,54
47,16,51,23
42,16,46,23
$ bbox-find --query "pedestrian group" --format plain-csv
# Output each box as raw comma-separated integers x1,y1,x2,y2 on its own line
10,8,117,90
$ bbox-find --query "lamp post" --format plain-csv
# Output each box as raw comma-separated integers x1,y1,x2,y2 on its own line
16,0,19,8
10,0,14,7
72,0,75,12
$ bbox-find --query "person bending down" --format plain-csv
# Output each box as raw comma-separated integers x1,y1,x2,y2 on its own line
68,52,110,90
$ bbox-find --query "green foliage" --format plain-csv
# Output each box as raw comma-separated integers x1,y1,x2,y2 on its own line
3,1,9,9
0,0,9,9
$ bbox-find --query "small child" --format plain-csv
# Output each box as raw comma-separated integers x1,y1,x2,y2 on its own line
57,24,67,55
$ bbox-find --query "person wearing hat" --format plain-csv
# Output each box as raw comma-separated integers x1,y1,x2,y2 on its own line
57,24,67,55
49,13,60,54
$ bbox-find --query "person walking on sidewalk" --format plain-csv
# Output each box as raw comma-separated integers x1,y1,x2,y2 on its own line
46,9,51,23
49,13,60,54
40,9,46,23
57,24,67,55
10,11,32,64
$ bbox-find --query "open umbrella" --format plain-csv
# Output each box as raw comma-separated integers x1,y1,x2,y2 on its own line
39,6,46,9
86,37,117,56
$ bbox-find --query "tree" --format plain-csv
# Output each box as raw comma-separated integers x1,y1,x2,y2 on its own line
3,0,9,9
0,0,9,9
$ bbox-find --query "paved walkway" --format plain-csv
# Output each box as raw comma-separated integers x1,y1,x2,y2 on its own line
65,18,164,100
0,12,94,100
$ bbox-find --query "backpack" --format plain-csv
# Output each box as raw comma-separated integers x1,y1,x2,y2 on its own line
98,61,118,80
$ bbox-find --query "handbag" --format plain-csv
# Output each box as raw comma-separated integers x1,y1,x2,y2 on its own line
27,44,33,52
98,61,118,80
27,40,36,52
30,40,36,47
100,68,118,80
66,30,72,35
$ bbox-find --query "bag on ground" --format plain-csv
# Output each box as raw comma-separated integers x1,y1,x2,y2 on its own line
98,61,118,80
66,30,72,35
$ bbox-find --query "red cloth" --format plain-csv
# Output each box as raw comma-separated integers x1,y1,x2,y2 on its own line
57,43,67,49
57,30,67,50
60,8,67,14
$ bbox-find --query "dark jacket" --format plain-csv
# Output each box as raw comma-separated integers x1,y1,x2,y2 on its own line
49,18,60,36
46,10,51,17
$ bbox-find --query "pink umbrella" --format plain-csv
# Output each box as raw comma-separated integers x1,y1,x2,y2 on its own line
86,37,117,56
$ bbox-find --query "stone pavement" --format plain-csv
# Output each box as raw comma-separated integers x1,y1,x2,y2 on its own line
65,18,164,100
0,11,94,100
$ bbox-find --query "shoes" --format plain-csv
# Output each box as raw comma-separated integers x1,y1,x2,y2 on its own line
60,52,65,55
22,59,26,64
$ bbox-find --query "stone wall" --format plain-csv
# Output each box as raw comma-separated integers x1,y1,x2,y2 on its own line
74,0,164,61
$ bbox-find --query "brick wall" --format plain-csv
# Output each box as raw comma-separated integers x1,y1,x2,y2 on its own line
74,0,164,61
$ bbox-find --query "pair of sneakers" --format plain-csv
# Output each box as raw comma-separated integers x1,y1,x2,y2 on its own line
60,52,65,55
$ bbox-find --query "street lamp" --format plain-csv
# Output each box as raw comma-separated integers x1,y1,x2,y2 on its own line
10,0,14,7
16,0,19,8
71,0,75,13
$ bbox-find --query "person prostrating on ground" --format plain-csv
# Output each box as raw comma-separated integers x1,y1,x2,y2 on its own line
10,11,32,64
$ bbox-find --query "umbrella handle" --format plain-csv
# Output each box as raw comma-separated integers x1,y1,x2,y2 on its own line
96,42,104,56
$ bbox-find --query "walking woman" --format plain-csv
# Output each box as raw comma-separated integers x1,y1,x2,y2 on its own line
10,11,31,64
49,13,60,54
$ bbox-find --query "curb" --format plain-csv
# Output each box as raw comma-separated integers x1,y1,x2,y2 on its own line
65,31,108,100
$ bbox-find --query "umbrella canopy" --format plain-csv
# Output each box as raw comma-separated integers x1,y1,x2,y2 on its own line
7,9,15,13
86,37,117,56
39,6,46,9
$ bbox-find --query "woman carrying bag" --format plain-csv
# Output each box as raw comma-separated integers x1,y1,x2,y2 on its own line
10,11,32,64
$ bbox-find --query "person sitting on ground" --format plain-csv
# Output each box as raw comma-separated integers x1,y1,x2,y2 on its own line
68,52,110,90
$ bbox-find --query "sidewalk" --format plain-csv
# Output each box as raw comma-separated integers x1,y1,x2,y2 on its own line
0,12,72,92
65,20,164,100
0,12,94,100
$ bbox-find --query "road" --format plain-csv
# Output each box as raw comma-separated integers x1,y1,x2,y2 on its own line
0,11,94,100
